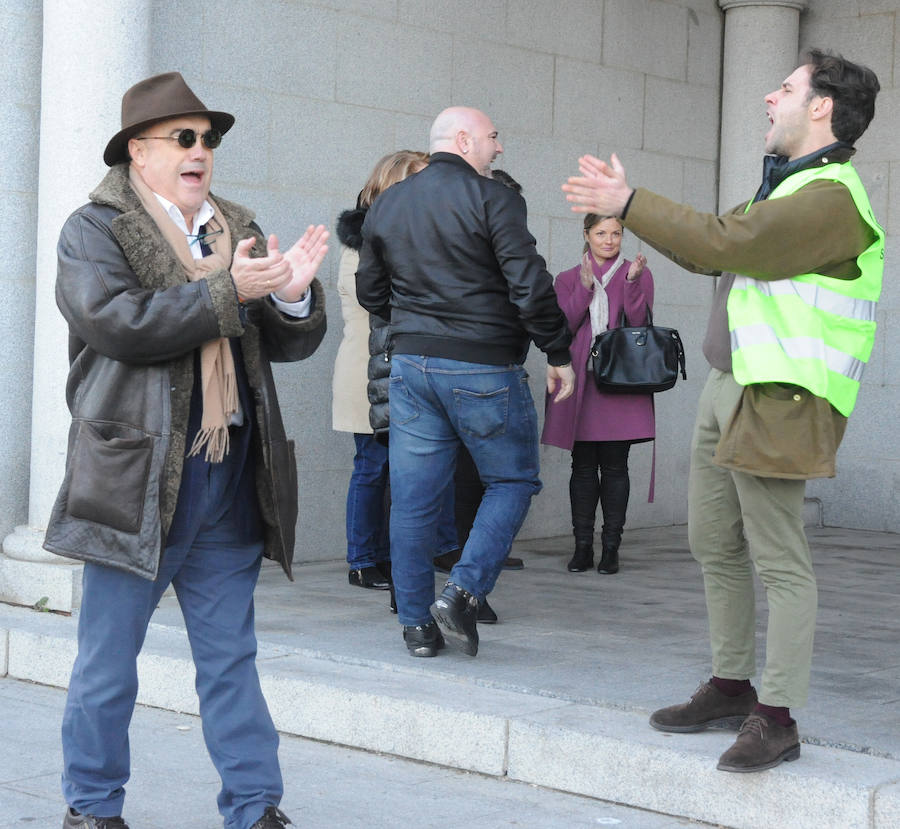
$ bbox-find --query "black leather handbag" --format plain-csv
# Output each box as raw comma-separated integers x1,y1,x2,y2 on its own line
589,308,686,394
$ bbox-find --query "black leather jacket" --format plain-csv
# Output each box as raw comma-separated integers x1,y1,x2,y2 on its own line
356,153,571,367
43,164,326,580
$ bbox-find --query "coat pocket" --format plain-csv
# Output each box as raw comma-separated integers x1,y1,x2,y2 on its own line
713,382,847,479
67,421,153,534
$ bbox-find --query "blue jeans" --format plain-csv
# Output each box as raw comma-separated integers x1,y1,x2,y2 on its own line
345,433,458,567
62,430,281,829
345,433,390,567
388,355,542,626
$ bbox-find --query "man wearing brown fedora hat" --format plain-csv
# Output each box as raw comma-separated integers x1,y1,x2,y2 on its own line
44,72,329,829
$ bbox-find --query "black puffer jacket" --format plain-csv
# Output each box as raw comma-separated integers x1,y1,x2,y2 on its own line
336,206,389,443
356,152,571,367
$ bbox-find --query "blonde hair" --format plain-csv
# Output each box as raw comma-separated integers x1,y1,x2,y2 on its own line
582,213,623,254
358,150,429,208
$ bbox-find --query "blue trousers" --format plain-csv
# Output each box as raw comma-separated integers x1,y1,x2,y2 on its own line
345,433,390,567
61,439,281,829
389,355,542,626
346,433,460,568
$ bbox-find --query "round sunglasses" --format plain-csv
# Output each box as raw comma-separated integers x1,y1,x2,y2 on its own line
135,128,222,150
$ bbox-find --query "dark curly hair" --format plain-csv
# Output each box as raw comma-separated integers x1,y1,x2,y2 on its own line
805,48,880,144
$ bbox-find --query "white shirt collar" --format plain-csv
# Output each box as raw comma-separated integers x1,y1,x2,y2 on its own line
152,193,215,257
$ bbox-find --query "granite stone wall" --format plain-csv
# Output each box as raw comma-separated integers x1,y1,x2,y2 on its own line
6,1,895,570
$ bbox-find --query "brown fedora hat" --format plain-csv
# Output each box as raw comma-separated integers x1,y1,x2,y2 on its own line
103,72,235,166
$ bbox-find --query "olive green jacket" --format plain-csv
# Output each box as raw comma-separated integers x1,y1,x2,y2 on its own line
623,150,875,478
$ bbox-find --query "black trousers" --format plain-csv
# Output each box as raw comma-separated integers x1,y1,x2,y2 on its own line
569,440,631,542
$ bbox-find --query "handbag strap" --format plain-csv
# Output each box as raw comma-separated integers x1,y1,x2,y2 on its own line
616,304,653,328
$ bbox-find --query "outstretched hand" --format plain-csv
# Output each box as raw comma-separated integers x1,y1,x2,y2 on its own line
562,153,634,217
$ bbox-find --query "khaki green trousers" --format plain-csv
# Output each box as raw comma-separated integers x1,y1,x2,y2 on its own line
688,369,816,708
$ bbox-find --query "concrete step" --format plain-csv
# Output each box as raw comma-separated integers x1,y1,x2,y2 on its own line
3,603,898,829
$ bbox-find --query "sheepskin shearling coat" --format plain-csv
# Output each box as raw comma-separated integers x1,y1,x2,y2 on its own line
43,163,326,580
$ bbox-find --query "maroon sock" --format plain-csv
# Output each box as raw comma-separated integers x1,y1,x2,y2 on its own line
754,703,794,727
710,676,752,697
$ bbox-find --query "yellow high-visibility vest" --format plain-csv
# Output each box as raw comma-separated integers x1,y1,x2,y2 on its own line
727,161,884,416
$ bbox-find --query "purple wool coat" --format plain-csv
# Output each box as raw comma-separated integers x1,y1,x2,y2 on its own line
541,254,656,450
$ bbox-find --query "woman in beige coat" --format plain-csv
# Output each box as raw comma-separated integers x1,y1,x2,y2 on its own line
332,151,428,590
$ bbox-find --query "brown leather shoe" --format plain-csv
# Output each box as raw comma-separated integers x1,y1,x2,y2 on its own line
717,713,801,772
649,681,757,733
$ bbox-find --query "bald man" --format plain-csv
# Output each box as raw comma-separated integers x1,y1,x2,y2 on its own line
357,107,575,658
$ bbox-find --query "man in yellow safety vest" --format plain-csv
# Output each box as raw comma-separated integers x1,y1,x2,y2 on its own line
562,48,882,773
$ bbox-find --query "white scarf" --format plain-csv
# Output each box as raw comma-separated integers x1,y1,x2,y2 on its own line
582,251,622,337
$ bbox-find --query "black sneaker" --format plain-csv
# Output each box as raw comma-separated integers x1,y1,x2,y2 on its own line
430,582,479,656
249,806,292,828
403,621,445,657
63,809,129,829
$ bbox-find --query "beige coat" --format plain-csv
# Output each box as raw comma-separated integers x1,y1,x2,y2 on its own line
332,247,374,433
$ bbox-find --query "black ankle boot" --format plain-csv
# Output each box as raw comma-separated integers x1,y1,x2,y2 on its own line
433,548,462,574
597,533,620,574
477,598,498,623
598,461,628,575
567,540,594,572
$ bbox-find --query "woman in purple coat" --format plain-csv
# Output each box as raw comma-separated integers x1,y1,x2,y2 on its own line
541,214,655,575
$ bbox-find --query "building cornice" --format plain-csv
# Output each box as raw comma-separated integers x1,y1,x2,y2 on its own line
718,0,808,11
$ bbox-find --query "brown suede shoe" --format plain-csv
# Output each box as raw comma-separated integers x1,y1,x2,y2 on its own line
717,713,801,772
649,681,758,733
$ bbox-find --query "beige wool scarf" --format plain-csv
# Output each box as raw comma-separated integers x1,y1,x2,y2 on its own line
129,166,238,463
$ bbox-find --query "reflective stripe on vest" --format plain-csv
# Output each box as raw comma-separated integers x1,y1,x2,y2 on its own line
730,325,867,382
727,161,884,416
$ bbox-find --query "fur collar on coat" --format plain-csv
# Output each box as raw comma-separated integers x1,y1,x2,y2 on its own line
336,206,367,251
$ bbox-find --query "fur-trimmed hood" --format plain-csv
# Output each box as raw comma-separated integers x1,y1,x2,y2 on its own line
336,206,367,251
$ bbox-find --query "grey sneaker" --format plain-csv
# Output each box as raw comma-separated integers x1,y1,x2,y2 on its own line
63,809,129,829
649,681,757,733
717,713,801,772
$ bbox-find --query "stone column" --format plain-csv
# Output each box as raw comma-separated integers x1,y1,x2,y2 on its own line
0,7,42,597
717,0,809,210
0,0,151,612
